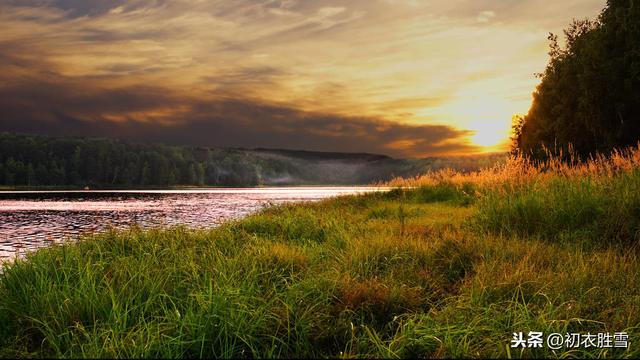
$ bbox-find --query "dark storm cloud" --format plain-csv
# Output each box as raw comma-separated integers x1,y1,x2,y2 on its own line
0,11,478,158
0,73,476,157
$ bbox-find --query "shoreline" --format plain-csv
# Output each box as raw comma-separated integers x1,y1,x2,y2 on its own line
0,169,638,357
0,187,389,265
0,184,393,193
0,186,391,193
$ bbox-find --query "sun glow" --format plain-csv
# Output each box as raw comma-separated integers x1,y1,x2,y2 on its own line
432,91,524,151
470,124,510,148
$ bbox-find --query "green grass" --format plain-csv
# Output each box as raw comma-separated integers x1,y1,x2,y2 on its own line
475,170,640,247
0,172,639,358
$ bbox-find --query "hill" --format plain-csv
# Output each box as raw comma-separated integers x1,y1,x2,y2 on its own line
0,132,506,188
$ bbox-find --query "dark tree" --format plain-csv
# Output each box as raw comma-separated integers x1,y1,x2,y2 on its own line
514,0,640,159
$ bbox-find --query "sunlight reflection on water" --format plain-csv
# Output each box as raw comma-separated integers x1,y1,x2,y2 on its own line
0,187,386,262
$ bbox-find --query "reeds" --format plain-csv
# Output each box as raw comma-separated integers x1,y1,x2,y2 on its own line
1,145,639,358
387,143,640,189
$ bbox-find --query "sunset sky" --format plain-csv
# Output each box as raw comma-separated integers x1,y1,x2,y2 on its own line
0,0,604,157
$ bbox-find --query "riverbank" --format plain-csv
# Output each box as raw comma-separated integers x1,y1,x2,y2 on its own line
0,187,384,263
1,151,639,358
0,184,378,191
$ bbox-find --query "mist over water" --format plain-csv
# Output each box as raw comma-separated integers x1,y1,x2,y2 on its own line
0,187,383,261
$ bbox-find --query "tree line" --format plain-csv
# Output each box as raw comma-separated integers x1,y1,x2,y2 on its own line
0,132,428,188
0,133,282,187
0,133,508,188
513,0,640,159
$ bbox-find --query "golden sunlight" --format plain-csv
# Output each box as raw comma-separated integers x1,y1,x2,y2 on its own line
0,0,605,157
435,93,519,150
470,123,510,148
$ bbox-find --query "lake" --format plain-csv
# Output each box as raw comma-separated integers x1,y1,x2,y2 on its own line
0,187,384,261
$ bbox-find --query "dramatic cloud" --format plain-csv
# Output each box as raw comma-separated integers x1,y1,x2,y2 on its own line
0,0,605,157
0,73,475,157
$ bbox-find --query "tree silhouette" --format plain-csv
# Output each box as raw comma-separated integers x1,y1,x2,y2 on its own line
514,0,640,159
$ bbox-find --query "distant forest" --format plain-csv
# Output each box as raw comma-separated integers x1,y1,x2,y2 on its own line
0,133,505,188
513,0,640,158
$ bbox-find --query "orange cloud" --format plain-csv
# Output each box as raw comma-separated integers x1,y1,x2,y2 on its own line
0,0,606,156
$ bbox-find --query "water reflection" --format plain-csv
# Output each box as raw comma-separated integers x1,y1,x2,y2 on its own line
0,187,384,261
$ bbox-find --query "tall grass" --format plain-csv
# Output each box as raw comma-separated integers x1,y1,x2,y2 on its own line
389,144,640,247
1,146,640,358
388,144,640,188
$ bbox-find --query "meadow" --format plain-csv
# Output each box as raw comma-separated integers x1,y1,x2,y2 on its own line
0,147,639,358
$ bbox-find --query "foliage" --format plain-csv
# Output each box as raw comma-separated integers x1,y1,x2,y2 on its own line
514,0,640,159
1,148,639,358
0,133,254,187
0,132,506,188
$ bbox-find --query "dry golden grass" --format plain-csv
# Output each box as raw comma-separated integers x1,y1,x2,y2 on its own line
2,145,640,358
386,143,640,189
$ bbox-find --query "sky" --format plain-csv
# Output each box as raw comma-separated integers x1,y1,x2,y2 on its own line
0,0,605,158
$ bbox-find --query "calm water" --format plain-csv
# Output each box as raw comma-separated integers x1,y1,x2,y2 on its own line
0,187,383,261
